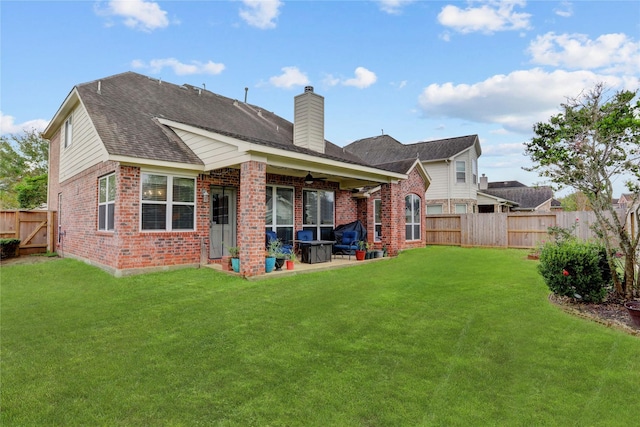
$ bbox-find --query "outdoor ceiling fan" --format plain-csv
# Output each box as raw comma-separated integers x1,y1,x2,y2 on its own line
304,172,327,184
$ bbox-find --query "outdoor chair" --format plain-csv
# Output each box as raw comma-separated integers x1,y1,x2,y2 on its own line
333,230,359,259
265,230,292,255
295,230,313,256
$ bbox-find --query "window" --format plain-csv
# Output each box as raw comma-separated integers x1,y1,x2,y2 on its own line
303,189,334,240
374,199,382,242
456,161,466,183
455,203,467,214
98,173,116,231
64,115,73,148
472,159,477,185
427,204,443,215
266,185,294,243
405,194,421,241
141,173,195,231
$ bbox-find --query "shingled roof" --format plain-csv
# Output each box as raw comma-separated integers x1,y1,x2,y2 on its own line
69,71,369,167
482,186,560,210
344,134,480,166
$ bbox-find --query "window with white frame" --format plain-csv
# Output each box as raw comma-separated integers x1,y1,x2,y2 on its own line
141,173,195,231
64,115,73,148
98,173,116,231
456,161,466,183
374,199,382,242
303,189,334,240
266,185,294,243
405,194,421,241
455,203,467,214
472,159,478,185
427,204,443,215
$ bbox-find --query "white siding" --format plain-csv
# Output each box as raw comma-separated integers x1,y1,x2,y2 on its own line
59,102,108,182
451,150,478,200
293,90,324,154
424,162,450,200
174,129,248,170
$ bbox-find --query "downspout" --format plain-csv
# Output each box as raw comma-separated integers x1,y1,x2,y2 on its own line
446,159,451,213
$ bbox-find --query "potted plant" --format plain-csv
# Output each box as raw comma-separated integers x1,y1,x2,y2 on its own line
286,252,297,270
355,240,366,261
624,300,640,327
268,239,287,271
228,246,240,273
265,239,280,273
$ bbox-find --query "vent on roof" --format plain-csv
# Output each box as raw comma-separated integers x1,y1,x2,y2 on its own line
305,86,314,93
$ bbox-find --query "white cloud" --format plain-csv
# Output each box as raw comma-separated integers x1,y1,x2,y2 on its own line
437,0,532,34
376,0,415,15
528,32,640,73
482,142,526,156
0,112,48,136
269,67,310,88
239,0,283,29
132,58,225,75
554,1,573,18
100,0,169,32
418,68,626,134
343,67,378,88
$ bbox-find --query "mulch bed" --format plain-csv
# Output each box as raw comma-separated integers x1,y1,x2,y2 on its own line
549,293,640,337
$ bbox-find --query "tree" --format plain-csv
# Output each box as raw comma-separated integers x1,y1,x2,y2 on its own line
524,83,640,299
0,129,49,209
559,191,592,211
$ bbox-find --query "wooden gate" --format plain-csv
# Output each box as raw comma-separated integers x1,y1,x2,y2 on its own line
0,210,57,255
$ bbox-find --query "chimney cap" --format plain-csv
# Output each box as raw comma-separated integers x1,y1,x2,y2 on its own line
304,86,314,93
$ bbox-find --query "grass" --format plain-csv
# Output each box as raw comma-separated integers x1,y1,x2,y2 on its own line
2,246,639,426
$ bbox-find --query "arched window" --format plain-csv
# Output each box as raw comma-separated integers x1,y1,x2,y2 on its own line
405,194,421,241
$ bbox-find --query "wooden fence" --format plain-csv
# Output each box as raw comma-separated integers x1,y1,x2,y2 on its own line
425,211,599,249
0,210,57,255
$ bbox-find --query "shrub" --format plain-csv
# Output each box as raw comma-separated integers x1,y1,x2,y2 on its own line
538,241,612,303
0,238,21,259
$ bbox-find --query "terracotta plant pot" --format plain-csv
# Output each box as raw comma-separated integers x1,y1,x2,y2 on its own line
286,260,294,270
355,250,366,261
624,301,640,327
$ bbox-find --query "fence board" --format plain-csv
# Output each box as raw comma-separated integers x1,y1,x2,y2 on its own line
425,211,601,249
0,210,56,255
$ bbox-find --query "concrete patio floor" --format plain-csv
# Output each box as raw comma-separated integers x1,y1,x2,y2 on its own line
204,254,391,280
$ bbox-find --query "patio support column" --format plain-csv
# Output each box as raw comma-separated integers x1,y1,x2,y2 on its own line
380,182,400,256
238,160,266,276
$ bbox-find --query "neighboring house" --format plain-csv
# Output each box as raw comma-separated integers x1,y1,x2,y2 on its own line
344,134,481,214
478,176,562,212
617,193,639,243
43,72,430,277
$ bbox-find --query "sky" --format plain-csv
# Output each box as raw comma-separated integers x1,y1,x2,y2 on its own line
1,0,639,196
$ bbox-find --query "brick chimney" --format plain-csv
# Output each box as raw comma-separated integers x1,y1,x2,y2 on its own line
294,86,325,154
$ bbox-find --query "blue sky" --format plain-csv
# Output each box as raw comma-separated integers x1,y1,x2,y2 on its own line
2,0,639,195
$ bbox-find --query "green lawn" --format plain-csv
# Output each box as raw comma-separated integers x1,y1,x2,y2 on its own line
2,246,639,426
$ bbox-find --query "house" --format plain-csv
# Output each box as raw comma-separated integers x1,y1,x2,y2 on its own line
617,193,639,242
344,134,481,214
477,176,562,212
43,72,430,277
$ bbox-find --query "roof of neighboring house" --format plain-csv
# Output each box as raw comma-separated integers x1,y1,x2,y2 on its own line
487,181,528,189
44,71,371,168
343,134,480,166
482,186,561,210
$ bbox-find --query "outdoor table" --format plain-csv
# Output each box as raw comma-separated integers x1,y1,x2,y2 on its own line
293,239,334,264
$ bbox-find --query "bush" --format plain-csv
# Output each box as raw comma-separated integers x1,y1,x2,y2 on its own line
538,241,612,303
0,238,21,259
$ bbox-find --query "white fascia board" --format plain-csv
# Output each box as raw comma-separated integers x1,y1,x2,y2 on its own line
109,155,205,173
158,117,406,183
43,88,79,139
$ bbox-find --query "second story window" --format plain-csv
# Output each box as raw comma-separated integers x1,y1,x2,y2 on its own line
456,161,466,183
64,115,73,148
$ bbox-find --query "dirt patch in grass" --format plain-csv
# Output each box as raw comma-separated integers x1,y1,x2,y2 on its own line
1,254,62,267
549,293,640,337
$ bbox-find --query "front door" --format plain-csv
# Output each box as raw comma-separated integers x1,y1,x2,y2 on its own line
209,186,237,259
